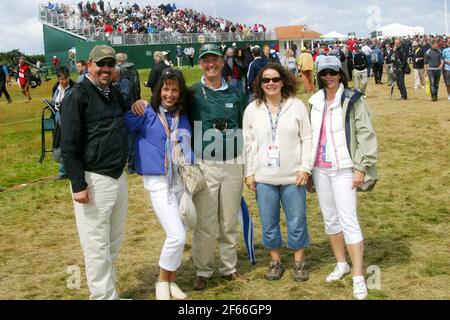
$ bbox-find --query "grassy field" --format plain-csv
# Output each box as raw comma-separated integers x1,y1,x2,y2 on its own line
0,66,449,300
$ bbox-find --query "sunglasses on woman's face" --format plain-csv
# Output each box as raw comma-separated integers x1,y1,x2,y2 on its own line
261,77,282,84
319,69,339,77
96,59,116,68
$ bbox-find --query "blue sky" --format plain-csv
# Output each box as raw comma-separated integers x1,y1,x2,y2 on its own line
0,0,448,54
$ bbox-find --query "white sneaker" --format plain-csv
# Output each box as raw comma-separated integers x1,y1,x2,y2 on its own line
170,282,187,300
353,281,368,300
155,281,171,300
326,264,350,282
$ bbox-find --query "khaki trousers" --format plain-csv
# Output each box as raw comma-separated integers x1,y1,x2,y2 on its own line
192,163,244,278
301,70,315,93
413,68,425,89
73,171,128,300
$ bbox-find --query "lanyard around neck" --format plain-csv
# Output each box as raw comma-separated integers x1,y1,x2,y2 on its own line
265,101,283,143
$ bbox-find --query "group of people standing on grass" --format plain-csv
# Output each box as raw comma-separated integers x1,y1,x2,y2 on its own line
299,35,450,102
57,43,378,301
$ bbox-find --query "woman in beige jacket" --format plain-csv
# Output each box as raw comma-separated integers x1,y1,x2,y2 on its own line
243,63,312,282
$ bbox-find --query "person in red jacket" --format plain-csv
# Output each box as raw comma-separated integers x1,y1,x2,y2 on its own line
104,22,113,33
53,55,60,71
16,56,32,102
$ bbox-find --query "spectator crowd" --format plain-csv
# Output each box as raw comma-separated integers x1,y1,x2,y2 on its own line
45,1,267,37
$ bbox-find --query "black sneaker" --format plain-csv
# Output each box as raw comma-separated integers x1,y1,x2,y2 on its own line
292,261,309,282
266,260,284,280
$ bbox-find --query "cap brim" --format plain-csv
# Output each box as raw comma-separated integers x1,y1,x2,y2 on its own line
318,65,341,73
92,55,116,63
199,51,222,59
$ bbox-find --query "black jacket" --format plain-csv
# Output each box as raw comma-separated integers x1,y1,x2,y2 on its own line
0,64,6,83
52,79,75,96
352,51,368,70
60,77,130,192
393,47,408,71
147,61,170,92
412,47,425,69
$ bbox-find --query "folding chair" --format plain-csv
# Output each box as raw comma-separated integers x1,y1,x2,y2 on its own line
39,99,57,163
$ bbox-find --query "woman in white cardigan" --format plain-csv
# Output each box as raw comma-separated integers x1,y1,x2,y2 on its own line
243,63,312,282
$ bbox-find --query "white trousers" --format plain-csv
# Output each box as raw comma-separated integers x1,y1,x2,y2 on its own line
73,171,128,300
312,167,363,245
145,175,186,272
413,68,425,88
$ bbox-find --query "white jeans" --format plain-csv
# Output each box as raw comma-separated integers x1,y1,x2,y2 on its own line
145,175,186,272
312,167,363,244
73,171,128,300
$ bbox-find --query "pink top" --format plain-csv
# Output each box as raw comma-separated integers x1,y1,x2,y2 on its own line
314,103,332,168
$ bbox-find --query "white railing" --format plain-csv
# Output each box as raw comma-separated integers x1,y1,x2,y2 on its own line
39,4,278,45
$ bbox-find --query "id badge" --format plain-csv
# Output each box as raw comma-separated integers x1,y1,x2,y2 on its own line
267,145,280,167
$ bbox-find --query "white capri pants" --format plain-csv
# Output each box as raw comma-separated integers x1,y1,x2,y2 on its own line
145,175,186,272
312,167,363,244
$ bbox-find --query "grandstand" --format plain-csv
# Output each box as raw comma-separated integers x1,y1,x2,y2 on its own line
39,2,278,69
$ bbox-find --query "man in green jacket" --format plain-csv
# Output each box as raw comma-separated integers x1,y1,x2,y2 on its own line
189,44,248,290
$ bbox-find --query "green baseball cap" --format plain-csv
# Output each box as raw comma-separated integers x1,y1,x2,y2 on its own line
198,43,222,59
89,45,116,63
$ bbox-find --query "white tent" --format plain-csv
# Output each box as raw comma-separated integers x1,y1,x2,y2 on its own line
376,23,424,37
320,31,348,40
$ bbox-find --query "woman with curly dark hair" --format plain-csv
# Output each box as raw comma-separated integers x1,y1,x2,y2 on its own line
243,63,312,282
125,68,194,300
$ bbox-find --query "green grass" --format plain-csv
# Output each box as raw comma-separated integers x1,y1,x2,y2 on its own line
0,66,449,300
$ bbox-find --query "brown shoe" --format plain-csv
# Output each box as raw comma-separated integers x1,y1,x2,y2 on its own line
266,260,284,280
193,276,208,291
293,261,309,282
221,272,240,281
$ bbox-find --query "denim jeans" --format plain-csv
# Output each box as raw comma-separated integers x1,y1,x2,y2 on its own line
255,183,309,250
428,70,441,99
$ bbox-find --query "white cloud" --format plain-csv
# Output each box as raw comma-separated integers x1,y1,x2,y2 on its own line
0,17,44,54
0,0,448,54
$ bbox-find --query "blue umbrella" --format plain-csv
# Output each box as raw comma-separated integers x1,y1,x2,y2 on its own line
238,197,256,265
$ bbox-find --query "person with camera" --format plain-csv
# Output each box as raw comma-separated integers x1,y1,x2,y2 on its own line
51,66,74,180
189,43,248,291
307,56,378,300
125,68,194,300
243,63,312,282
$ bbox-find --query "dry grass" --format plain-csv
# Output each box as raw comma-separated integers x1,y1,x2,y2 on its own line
0,67,449,300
